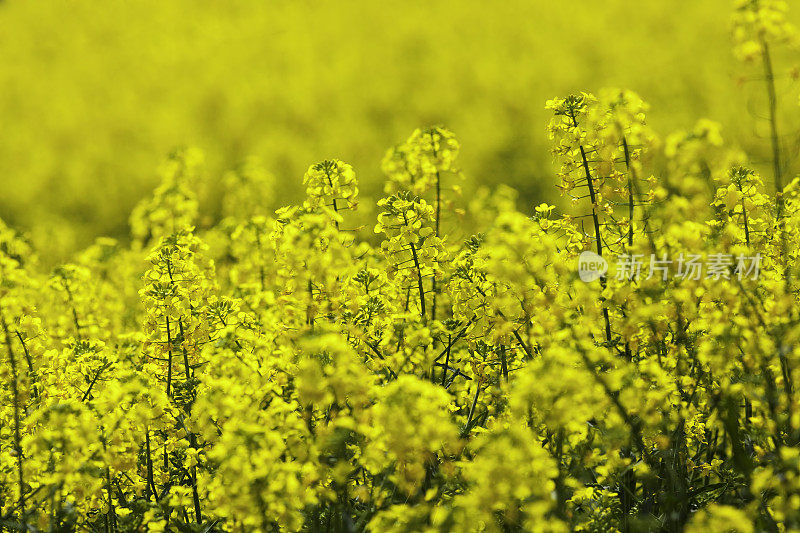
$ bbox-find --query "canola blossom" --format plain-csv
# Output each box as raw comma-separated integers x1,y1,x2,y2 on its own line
3,1,800,532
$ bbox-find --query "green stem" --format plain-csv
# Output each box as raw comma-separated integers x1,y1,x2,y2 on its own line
0,307,26,529
165,316,173,398
145,429,157,500
761,38,790,285
431,167,441,321
14,331,37,400
571,111,612,344
622,138,635,249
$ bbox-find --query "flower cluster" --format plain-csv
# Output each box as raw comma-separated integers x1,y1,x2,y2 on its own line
3,4,800,530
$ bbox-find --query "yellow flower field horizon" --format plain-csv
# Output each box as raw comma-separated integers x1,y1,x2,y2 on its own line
2,0,798,261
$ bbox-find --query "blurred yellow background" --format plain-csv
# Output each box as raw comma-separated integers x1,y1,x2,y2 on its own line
1,0,797,259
